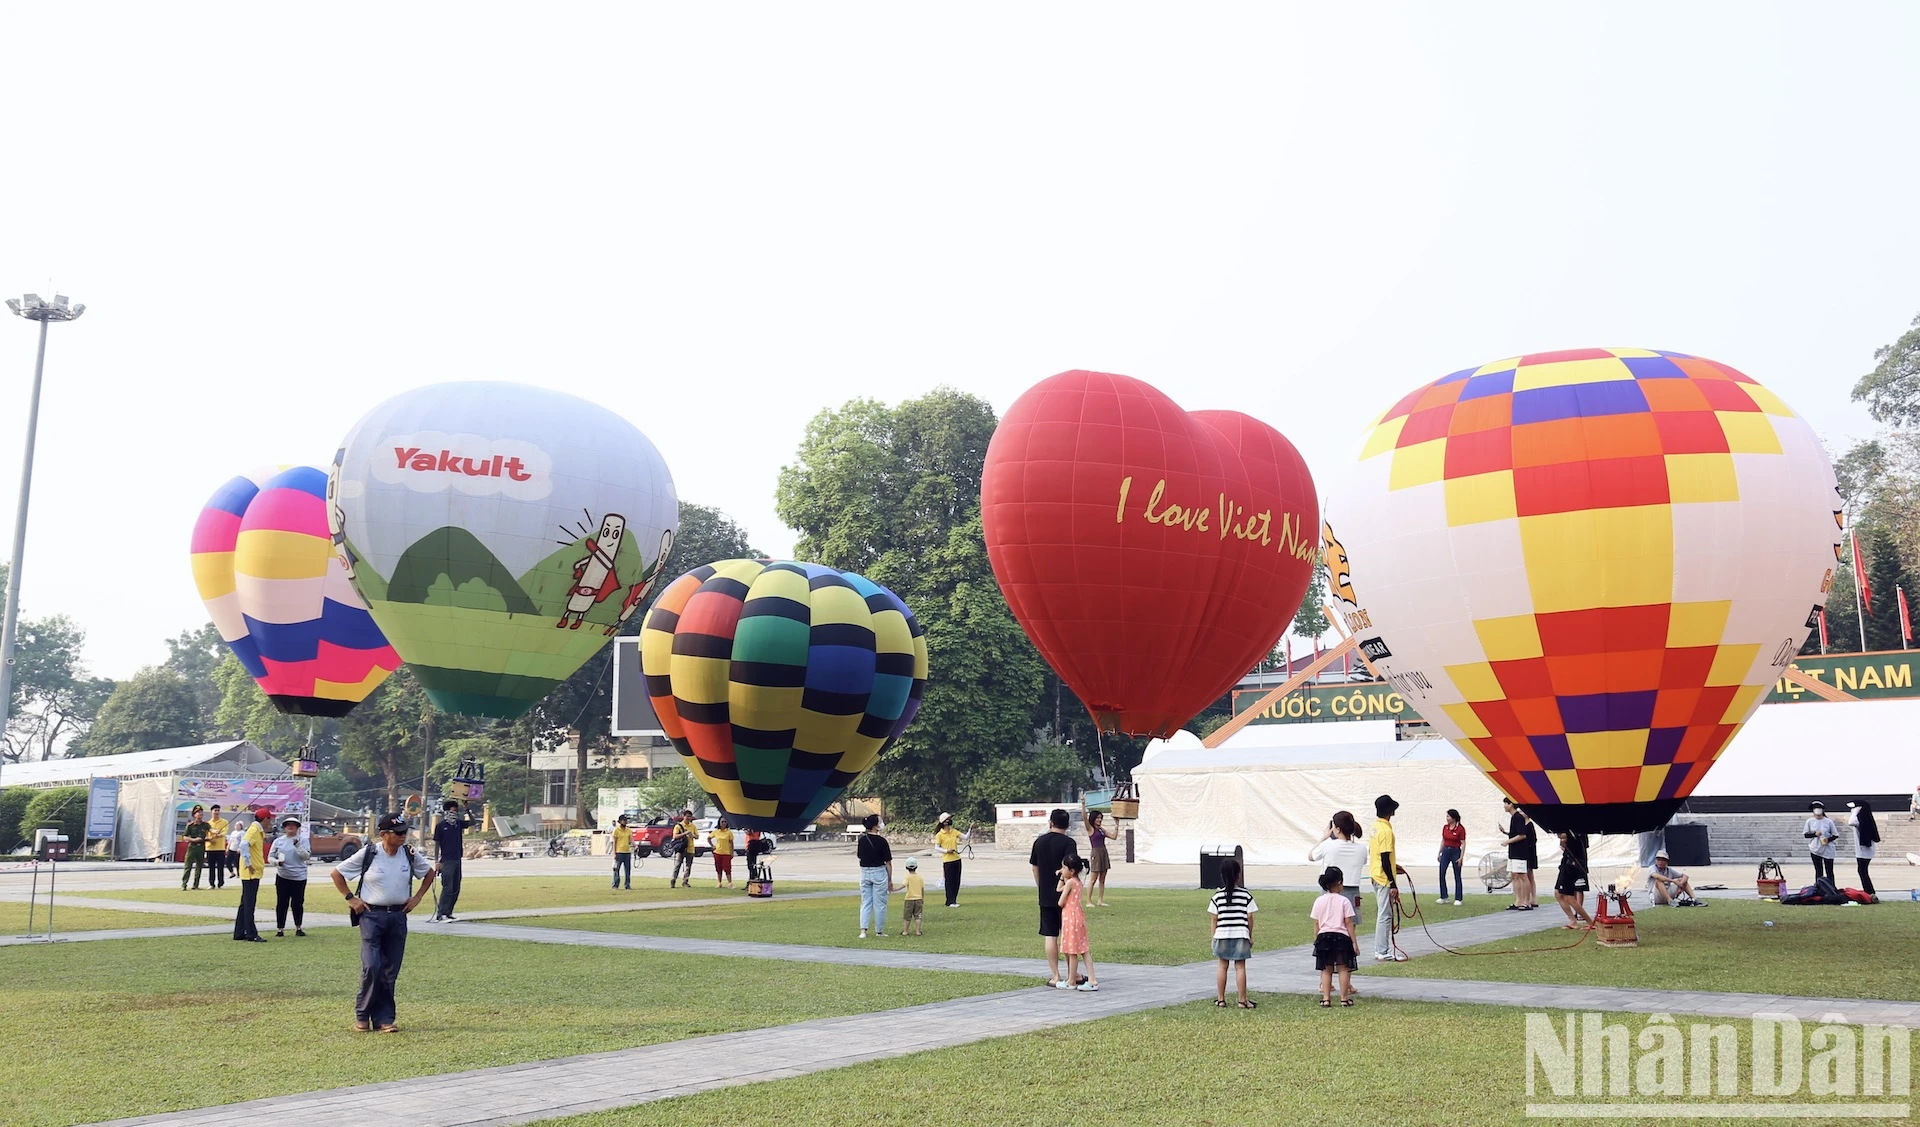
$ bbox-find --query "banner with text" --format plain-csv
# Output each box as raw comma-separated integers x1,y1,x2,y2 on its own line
1231,682,1424,725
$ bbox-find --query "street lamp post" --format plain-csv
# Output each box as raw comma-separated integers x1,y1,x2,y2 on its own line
0,294,85,767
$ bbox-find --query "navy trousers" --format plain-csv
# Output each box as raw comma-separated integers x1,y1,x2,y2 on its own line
356,909,410,1027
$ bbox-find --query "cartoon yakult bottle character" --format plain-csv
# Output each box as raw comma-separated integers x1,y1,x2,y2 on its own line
558,514,626,630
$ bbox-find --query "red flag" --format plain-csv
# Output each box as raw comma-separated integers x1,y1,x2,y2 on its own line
1853,532,1873,616
1901,587,1912,645
1818,608,1829,652
1285,635,1293,674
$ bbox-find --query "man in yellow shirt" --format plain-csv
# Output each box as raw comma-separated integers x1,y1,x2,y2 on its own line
902,858,926,936
611,815,634,890
711,818,736,888
232,809,270,942
205,805,230,890
933,813,963,907
669,810,697,888
1369,794,1407,963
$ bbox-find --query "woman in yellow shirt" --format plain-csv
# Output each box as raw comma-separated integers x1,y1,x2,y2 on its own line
933,813,963,907
711,818,736,889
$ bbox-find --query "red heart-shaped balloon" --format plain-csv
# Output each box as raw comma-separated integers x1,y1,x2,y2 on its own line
982,371,1320,737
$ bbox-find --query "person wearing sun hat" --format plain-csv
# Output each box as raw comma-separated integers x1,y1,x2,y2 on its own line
1803,801,1839,885
934,812,964,907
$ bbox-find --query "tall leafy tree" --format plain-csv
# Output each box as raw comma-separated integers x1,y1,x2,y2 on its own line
1861,524,1915,652
75,668,202,756
162,623,229,740
777,389,1047,820
1290,554,1330,644
1851,311,1920,427
338,667,436,815
0,563,112,762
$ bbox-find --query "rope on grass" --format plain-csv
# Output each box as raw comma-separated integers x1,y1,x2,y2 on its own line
1387,874,1595,958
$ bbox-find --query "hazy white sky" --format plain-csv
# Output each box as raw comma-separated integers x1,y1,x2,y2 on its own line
2,4,1916,681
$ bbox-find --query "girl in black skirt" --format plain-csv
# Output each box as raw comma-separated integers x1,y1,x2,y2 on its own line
1553,831,1594,930
1310,865,1359,1007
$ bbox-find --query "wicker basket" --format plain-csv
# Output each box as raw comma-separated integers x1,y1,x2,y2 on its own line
1110,798,1139,819
1756,877,1785,898
1596,917,1638,947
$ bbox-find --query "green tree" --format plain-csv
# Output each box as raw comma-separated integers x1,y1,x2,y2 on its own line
0,564,112,763
1291,554,1330,643
309,768,358,809
75,668,202,756
1851,312,1920,427
965,729,1089,812
19,786,88,847
338,667,437,815
1861,524,1914,652
778,391,1047,820
162,623,229,740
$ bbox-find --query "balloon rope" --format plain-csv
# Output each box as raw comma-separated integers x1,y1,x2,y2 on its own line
1389,873,1594,958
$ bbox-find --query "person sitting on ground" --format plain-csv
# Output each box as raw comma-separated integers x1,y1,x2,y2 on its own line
1644,850,1698,906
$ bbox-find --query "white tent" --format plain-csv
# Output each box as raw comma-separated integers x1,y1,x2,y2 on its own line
2,741,296,859
1132,698,1920,877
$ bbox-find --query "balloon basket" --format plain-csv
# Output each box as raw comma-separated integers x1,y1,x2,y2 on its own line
1110,799,1139,820
1594,886,1638,948
747,879,773,899
1757,878,1784,899
446,780,485,803
292,759,319,778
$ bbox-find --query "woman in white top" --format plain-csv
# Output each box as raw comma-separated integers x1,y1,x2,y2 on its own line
1309,810,1370,914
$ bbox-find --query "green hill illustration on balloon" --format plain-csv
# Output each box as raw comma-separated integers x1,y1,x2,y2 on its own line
338,526,657,717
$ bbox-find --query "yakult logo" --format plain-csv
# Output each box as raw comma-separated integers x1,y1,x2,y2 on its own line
372,431,553,500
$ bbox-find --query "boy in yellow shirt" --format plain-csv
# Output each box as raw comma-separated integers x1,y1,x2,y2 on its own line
902,858,925,936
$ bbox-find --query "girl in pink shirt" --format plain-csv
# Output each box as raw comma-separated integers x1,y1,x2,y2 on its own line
1310,866,1358,1007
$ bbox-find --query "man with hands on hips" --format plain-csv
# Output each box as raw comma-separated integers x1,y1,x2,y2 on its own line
330,814,438,1033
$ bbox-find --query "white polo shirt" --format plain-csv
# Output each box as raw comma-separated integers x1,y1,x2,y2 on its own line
337,842,434,906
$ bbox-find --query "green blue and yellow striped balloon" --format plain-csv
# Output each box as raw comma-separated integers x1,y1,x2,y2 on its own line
640,560,928,831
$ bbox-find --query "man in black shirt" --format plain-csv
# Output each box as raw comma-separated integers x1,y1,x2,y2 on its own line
1028,808,1080,987
430,800,476,923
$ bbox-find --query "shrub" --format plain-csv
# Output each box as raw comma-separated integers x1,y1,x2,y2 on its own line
19,786,89,849
0,787,35,851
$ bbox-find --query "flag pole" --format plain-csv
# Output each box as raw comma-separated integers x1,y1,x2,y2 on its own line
1852,534,1868,654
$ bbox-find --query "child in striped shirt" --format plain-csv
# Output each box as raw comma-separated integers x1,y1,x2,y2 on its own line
1208,857,1258,1009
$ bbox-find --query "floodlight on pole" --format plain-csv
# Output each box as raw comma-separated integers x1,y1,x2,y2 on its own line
0,292,85,773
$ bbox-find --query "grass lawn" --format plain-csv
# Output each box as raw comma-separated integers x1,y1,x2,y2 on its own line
501,886,1506,965
99,873,848,912
0,930,1027,1127
1362,899,1920,1001
0,900,212,933
535,997,1917,1127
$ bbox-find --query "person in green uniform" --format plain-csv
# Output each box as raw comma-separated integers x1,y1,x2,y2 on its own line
181,806,211,890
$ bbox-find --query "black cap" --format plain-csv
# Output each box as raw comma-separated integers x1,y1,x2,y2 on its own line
1374,795,1400,817
378,814,409,833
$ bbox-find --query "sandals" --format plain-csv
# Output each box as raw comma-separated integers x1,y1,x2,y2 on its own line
1238,999,1258,1009
1341,997,1355,1007
1214,998,1229,1008
377,1024,401,1033
1318,998,1332,1008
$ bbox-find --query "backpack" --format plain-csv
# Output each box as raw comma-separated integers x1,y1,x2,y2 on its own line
347,841,420,925
1780,877,1847,906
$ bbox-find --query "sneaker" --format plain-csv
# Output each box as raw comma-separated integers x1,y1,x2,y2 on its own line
859,929,868,939
275,930,285,937
1077,982,1100,992
1373,952,1408,962
295,929,306,937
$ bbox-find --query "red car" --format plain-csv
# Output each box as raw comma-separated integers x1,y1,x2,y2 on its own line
630,815,679,858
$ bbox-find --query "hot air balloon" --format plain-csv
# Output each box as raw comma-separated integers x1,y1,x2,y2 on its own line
980,371,1318,737
193,466,402,716
639,560,927,831
328,382,678,718
1324,349,1841,833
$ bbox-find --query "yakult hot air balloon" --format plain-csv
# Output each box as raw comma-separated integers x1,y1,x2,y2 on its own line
981,371,1318,737
640,560,927,831
328,383,678,718
191,466,401,715
1325,349,1841,833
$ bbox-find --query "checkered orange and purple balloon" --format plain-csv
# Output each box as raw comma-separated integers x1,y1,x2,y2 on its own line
1324,349,1840,833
